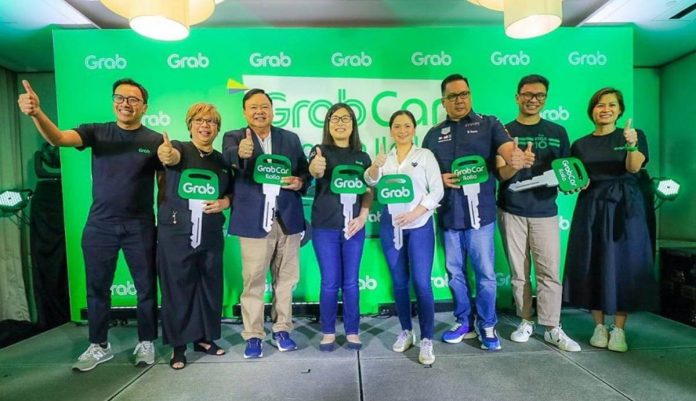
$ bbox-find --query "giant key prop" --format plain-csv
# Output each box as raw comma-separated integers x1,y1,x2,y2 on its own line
331,164,367,239
254,154,292,232
508,157,588,193
178,169,220,248
376,174,414,250
452,155,489,230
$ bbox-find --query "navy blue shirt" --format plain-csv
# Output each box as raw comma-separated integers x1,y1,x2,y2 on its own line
497,119,570,217
422,111,512,230
308,144,372,229
75,122,163,223
571,128,649,182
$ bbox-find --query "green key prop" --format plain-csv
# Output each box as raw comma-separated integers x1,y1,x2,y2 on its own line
451,155,489,186
177,169,219,200
551,157,588,192
253,154,292,185
376,174,414,204
331,165,367,195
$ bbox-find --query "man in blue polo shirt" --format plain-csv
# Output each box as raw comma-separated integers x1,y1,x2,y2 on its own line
18,78,162,371
222,88,310,359
423,74,520,351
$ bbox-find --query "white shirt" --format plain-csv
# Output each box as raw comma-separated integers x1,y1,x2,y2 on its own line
364,145,443,229
256,131,272,154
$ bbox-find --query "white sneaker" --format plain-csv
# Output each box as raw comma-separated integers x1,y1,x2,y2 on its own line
544,327,581,352
418,338,435,365
510,319,535,343
392,330,415,353
133,341,155,366
590,324,609,348
608,326,628,352
72,343,114,372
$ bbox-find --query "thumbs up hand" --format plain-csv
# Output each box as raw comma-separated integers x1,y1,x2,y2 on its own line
522,141,535,168
623,118,637,146
238,128,254,159
509,137,525,170
373,142,388,168
18,80,41,117
158,132,178,165
309,146,327,178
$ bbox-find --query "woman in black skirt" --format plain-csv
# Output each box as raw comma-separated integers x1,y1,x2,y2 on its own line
564,87,655,353
157,103,232,369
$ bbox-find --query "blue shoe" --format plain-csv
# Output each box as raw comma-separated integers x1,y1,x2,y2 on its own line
244,338,263,359
476,324,502,351
442,322,477,344
272,331,298,352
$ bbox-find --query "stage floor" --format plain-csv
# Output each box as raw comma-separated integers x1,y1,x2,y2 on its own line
2,309,696,401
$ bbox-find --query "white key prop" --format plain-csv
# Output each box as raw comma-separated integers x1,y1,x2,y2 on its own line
451,156,489,230
177,169,220,248
330,164,367,239
254,154,293,233
508,157,588,193
376,174,415,250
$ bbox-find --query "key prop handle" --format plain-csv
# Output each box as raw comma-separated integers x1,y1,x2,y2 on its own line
551,157,588,192
376,174,414,204
331,164,367,195
178,169,219,200
452,155,488,186
254,154,292,185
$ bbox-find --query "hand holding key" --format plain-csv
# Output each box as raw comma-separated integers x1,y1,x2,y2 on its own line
623,118,637,146
522,141,535,168
442,173,461,189
282,176,303,191
18,80,41,117
238,128,254,159
158,132,177,165
310,147,327,178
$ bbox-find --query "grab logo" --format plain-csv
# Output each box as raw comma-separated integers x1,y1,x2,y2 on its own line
411,51,452,66
490,51,530,66
431,275,448,289
84,54,127,70
142,111,171,127
111,281,137,296
540,106,570,121
367,211,382,223
249,52,292,68
359,275,378,290
168,52,209,69
568,51,607,66
496,273,511,287
332,51,372,67
559,215,571,231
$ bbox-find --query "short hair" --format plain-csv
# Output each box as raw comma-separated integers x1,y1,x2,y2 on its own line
185,102,222,131
587,87,625,122
440,74,470,95
389,110,417,129
321,103,362,152
112,78,149,104
517,74,549,93
242,88,272,108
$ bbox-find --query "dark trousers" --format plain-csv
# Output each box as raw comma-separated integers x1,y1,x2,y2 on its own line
82,220,157,343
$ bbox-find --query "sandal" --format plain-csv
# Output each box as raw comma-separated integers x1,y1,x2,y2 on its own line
169,346,186,370
193,340,226,356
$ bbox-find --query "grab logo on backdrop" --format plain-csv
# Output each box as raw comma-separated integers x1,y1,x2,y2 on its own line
111,281,137,296
568,51,607,66
142,111,171,127
540,106,570,121
359,275,378,291
249,52,292,68
431,275,448,289
490,51,531,66
84,54,127,70
331,51,372,67
167,52,209,69
411,51,452,66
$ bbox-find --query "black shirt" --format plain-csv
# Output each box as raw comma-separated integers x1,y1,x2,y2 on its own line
570,128,649,182
75,122,163,222
497,119,571,217
309,144,372,229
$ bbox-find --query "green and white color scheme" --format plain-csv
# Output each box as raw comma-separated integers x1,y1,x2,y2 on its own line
53,26,633,320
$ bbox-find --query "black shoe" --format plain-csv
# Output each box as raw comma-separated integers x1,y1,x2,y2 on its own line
193,340,226,356
170,346,187,370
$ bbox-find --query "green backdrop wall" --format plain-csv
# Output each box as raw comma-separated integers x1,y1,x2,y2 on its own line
52,26,635,321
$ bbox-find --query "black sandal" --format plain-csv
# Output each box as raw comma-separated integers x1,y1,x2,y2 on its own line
169,346,187,370
193,340,226,356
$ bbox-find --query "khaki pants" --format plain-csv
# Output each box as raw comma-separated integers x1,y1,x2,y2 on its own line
498,210,562,327
239,221,301,340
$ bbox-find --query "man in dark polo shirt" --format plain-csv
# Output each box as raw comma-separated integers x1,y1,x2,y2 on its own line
496,74,580,352
18,78,162,371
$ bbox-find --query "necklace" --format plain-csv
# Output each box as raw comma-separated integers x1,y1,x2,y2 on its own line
194,144,213,158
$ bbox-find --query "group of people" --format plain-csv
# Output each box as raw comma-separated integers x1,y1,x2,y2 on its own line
16,71,654,371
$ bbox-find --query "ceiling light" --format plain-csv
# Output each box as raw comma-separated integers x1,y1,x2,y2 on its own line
504,0,563,39
100,0,216,41
468,0,504,11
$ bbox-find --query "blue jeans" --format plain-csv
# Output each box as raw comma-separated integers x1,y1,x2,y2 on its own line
312,228,366,335
380,212,435,340
442,222,498,328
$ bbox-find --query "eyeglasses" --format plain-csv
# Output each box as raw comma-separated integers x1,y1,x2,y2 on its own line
112,94,142,105
329,115,352,124
444,91,471,102
518,92,547,101
192,118,218,127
